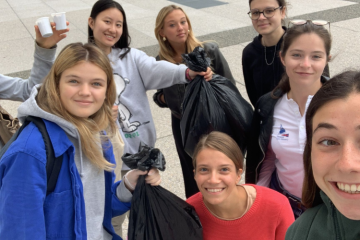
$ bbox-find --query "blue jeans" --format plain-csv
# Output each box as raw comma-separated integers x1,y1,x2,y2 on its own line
270,170,306,219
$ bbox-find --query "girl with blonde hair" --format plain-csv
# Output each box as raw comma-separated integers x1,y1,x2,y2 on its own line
153,5,235,198
0,42,160,239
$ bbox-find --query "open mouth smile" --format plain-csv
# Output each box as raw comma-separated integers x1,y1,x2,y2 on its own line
206,188,225,193
336,182,360,194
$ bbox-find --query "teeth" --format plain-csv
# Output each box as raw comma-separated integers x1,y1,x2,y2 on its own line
207,188,223,193
337,182,360,194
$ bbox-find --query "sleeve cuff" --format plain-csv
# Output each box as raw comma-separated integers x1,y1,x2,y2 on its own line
116,179,133,202
34,41,56,63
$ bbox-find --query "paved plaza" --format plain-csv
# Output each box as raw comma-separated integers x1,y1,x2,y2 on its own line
1,0,360,236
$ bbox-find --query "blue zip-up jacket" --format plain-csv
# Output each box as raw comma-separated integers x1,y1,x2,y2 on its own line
0,119,131,239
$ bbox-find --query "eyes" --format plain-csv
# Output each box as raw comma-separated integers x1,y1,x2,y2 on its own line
290,53,323,60
198,167,230,173
318,139,339,146
104,20,122,28
250,8,276,17
168,21,187,28
68,79,104,87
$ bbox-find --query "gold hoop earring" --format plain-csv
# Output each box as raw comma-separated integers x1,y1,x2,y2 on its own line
188,29,190,32
163,36,166,41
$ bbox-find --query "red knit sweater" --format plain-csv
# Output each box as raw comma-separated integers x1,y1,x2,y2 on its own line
186,184,294,240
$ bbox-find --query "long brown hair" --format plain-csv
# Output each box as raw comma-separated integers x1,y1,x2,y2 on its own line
302,70,360,208
37,42,117,171
192,131,244,171
272,21,332,96
154,5,203,63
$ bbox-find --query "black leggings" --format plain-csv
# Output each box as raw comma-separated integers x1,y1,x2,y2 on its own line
171,114,199,198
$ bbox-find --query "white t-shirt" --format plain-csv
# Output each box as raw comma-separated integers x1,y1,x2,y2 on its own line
257,93,312,198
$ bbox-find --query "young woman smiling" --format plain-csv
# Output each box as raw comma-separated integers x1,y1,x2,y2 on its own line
0,43,161,239
242,0,287,107
286,70,360,240
246,21,332,218
187,131,294,240
153,5,235,199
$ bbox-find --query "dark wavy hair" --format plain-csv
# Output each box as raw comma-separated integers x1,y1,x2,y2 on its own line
88,0,131,59
302,70,360,208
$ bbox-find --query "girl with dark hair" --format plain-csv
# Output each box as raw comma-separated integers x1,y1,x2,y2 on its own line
187,131,294,240
242,0,288,107
246,21,332,218
285,70,360,239
0,43,161,239
87,0,211,168
152,5,235,199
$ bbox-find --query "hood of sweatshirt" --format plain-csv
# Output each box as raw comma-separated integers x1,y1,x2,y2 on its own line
17,85,86,176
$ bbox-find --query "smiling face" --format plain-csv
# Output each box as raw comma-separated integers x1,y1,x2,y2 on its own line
311,93,360,220
280,33,327,92
249,0,285,37
59,61,107,118
194,148,242,207
88,7,124,55
160,9,189,47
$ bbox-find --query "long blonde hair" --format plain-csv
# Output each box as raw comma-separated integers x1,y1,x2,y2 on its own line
155,5,204,63
37,42,117,171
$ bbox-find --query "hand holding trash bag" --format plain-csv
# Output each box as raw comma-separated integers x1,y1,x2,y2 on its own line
181,47,253,157
122,143,203,240
123,168,161,191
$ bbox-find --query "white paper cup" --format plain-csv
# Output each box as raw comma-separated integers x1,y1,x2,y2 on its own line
51,12,67,30
36,17,53,38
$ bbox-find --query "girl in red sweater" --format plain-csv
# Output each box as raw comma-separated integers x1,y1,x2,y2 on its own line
187,131,294,240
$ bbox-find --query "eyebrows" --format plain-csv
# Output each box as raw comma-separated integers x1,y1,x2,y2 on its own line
313,122,360,133
64,74,106,82
196,164,233,168
166,17,186,23
289,49,325,54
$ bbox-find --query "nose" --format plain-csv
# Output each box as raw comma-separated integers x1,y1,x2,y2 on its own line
300,56,311,68
108,23,116,33
177,23,184,31
337,142,360,173
207,171,221,184
258,12,267,20
79,84,91,96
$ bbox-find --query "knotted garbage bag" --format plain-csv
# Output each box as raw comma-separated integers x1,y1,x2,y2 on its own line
122,143,203,240
181,46,253,157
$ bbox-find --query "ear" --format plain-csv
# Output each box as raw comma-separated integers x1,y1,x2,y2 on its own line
328,55,332,61
88,17,95,30
280,6,286,20
279,51,286,67
236,168,243,184
159,29,165,38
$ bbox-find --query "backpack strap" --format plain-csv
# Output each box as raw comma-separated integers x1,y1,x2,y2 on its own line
0,116,63,196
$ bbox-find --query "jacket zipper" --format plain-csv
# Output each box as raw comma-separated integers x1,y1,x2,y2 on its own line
331,202,341,240
255,138,265,182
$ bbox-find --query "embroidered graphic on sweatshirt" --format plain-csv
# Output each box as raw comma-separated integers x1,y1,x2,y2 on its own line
114,73,141,133
276,124,289,140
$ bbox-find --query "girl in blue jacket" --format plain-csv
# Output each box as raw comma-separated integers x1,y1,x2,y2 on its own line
0,42,160,240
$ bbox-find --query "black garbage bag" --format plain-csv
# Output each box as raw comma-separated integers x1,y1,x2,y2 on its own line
181,47,253,157
122,143,203,240
122,142,166,171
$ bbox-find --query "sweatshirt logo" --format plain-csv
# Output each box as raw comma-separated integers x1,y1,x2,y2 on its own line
114,74,140,133
276,124,289,140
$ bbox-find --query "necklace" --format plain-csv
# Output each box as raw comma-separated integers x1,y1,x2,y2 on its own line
204,201,243,221
263,38,277,66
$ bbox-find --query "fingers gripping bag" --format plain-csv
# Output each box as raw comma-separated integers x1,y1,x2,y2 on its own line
122,143,203,240
181,47,253,157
